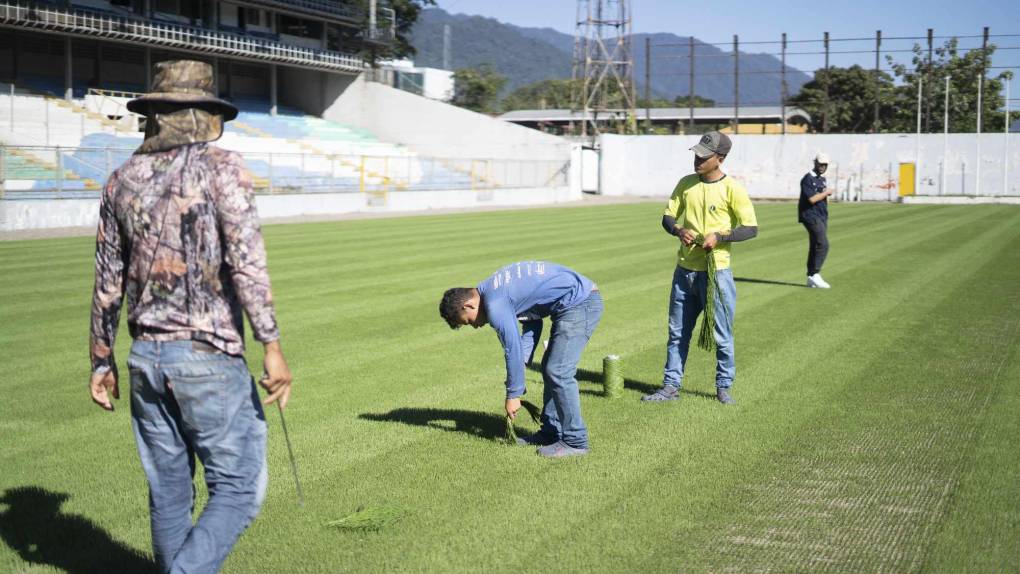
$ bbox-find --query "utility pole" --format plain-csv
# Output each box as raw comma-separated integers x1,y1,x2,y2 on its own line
976,27,987,196
1004,78,1011,196
978,26,988,133
943,75,950,195
976,71,982,197
733,34,739,133
571,0,636,140
874,30,881,131
689,35,697,131
442,24,452,70
823,31,830,134
916,76,922,196
926,29,933,133
369,0,377,36
645,36,651,132
781,32,787,135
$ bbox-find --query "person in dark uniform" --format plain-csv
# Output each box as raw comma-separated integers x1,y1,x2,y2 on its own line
799,152,834,289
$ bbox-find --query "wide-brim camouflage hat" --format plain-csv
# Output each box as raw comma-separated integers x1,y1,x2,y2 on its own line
127,60,238,121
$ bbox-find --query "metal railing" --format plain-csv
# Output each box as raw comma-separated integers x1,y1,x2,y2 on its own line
0,144,570,199
2,84,134,145
0,1,366,72
87,87,144,100
0,144,123,198
247,0,364,22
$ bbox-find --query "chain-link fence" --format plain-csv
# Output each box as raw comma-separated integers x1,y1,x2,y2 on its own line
641,27,1020,134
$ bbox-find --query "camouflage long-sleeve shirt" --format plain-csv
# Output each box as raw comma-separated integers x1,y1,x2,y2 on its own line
90,143,280,371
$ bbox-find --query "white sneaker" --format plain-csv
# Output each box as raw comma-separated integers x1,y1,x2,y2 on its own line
807,274,831,289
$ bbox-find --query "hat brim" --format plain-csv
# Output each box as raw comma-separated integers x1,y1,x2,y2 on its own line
127,93,238,121
690,143,716,158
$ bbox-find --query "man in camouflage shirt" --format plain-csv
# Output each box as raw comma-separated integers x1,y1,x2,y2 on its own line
88,60,292,573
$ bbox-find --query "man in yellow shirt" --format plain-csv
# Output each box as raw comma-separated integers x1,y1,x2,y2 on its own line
642,131,758,405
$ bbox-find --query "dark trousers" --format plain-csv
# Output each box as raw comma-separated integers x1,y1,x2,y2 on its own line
802,218,829,276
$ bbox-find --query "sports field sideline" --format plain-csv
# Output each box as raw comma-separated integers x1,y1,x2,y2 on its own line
1,201,1018,572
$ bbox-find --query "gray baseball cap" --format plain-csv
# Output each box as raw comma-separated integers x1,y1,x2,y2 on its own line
691,131,732,158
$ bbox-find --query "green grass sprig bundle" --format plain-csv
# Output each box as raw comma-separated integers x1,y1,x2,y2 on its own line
505,400,542,444
325,506,404,532
694,234,717,352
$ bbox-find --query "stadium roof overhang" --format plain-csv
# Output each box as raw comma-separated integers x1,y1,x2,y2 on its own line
233,0,365,28
500,106,812,125
0,1,366,73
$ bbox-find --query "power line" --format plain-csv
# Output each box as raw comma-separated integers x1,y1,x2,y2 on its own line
661,32,1020,48
648,46,1020,59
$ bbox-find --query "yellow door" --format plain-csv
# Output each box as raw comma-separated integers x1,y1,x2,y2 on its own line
899,163,915,196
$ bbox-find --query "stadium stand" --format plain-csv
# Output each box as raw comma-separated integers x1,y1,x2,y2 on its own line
1,0,574,231
1,85,476,196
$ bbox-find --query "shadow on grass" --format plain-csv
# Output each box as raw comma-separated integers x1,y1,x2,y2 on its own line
0,486,156,574
528,363,716,400
734,276,807,288
575,367,718,400
359,408,505,441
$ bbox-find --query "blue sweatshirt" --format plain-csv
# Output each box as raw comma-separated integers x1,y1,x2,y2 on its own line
477,261,595,399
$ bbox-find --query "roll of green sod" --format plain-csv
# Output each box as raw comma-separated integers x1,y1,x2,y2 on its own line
603,355,624,398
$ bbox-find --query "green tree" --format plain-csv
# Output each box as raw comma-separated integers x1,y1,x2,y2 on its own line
634,94,714,109
501,78,701,113
789,65,898,133
887,38,1015,133
672,95,716,107
383,0,436,60
452,65,507,113
791,38,1016,134
502,79,574,111
337,0,435,62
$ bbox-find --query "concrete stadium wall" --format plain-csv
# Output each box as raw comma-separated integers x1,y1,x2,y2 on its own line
320,75,572,164
0,198,100,230
1,186,576,231
599,133,1020,200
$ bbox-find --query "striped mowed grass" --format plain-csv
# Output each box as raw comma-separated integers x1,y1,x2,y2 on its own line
1,202,1018,573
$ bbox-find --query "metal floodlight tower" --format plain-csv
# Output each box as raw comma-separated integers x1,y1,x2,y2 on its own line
571,0,637,140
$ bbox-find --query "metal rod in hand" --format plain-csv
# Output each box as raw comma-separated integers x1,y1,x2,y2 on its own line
276,402,305,507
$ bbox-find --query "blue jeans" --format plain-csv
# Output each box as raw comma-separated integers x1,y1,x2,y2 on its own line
539,291,603,449
127,340,268,574
663,266,737,389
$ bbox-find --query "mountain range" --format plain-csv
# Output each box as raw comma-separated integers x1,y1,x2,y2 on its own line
408,8,813,108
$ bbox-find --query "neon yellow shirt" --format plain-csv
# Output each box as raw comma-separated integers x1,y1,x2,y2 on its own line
664,173,758,271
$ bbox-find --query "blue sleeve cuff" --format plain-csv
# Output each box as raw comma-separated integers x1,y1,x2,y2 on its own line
506,387,526,400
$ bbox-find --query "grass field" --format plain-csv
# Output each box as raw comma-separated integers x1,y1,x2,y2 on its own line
2,201,1019,573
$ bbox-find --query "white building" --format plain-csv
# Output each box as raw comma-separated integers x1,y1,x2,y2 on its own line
376,59,454,102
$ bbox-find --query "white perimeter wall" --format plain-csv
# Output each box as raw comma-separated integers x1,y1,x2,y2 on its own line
321,76,571,164
600,133,1020,199
0,187,577,231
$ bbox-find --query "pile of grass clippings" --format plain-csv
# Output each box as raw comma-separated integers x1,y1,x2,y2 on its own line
325,506,404,532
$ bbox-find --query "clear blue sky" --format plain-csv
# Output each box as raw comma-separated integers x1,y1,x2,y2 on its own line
433,0,1020,99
